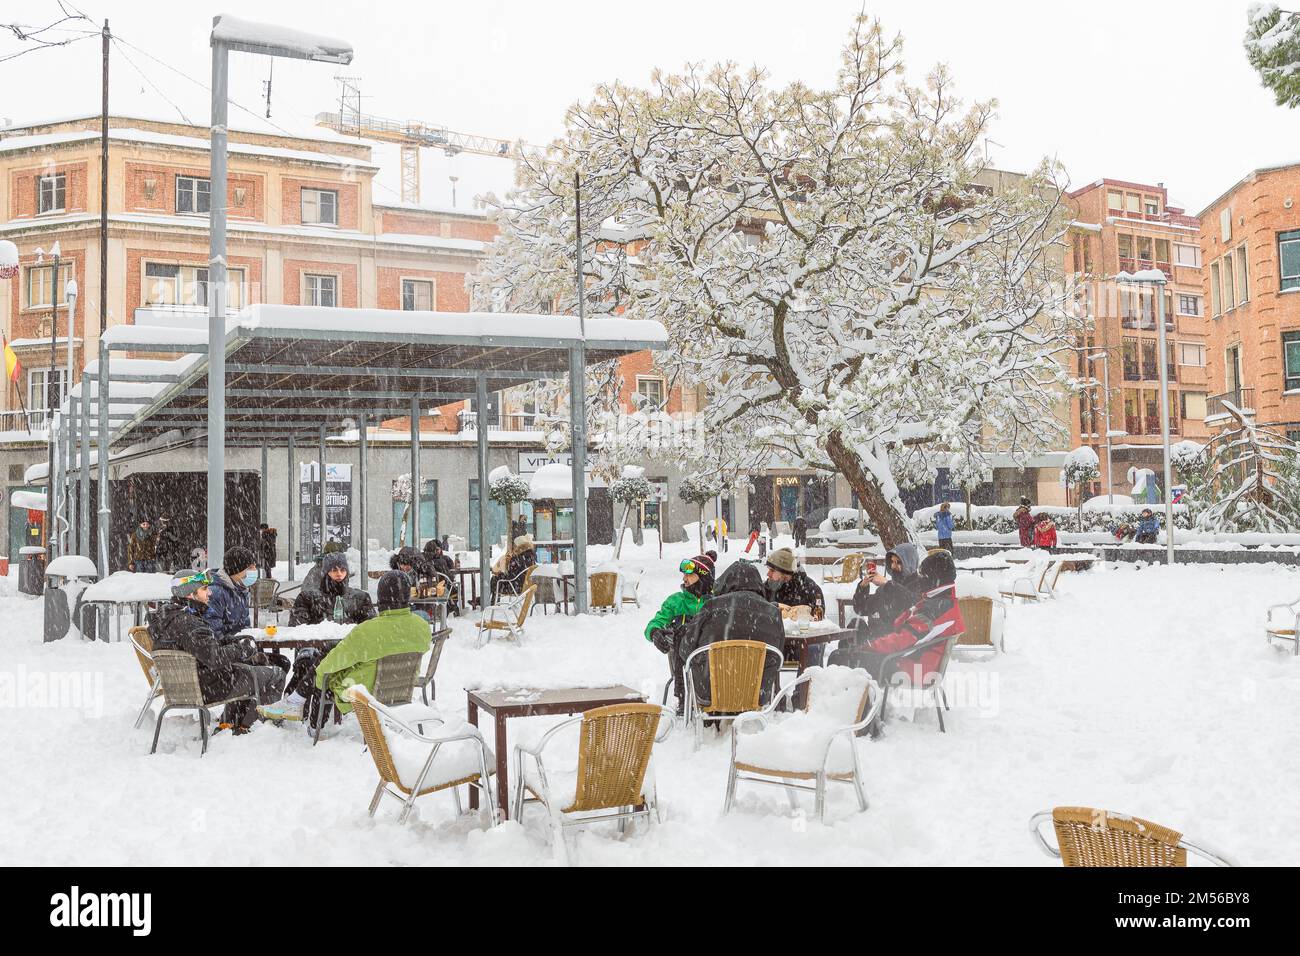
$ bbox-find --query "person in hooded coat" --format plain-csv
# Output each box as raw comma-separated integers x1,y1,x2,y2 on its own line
289,552,374,626
148,569,285,732
155,515,181,573
831,550,965,693
127,517,159,573
1013,497,1035,548
645,553,715,713
793,514,808,547
204,545,259,639
1135,508,1160,544
850,543,925,641
389,546,428,583
491,534,537,599
257,523,278,579
678,561,785,708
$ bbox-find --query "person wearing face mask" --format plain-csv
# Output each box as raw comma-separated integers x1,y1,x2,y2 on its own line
203,545,261,640
289,552,375,626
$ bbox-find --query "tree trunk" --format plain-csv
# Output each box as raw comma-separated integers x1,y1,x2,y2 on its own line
698,504,705,553
965,486,973,531
824,431,911,548
614,501,631,558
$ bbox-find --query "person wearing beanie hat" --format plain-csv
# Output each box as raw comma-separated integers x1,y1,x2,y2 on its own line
289,551,375,627
127,516,159,573
202,545,260,640
644,554,715,712
148,569,285,736
1014,497,1035,548
306,570,431,730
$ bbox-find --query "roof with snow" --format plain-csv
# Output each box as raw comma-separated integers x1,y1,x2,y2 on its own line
80,305,666,450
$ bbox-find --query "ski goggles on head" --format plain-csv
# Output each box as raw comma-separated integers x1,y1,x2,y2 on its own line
679,559,702,575
174,570,213,589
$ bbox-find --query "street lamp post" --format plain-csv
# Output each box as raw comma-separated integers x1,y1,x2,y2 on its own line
1119,270,1176,565
1086,351,1113,504
207,15,352,566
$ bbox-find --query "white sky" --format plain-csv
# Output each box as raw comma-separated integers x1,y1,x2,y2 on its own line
0,0,1291,215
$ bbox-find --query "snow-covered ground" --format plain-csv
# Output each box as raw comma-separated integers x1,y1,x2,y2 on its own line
1,542,1297,866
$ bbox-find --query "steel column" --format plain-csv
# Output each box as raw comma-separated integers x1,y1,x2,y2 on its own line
79,384,90,556
410,395,420,547
318,424,327,557
96,340,110,577
1155,285,1176,565
287,435,296,581
206,37,229,569
358,413,368,585
476,374,491,610
569,347,588,614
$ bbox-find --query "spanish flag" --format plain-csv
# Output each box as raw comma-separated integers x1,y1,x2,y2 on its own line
2,337,19,384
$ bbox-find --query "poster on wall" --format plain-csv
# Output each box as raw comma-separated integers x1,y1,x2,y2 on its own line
299,462,353,557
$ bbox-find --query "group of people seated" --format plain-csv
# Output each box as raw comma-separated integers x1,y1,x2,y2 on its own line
644,543,963,732
146,541,437,739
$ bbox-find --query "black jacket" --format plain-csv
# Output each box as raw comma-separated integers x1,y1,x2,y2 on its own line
851,544,925,640
289,573,376,626
148,600,246,703
766,570,825,618
681,562,785,705
258,528,277,573
496,548,536,594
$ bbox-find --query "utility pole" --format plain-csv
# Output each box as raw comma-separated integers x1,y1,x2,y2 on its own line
46,249,61,558
100,20,109,335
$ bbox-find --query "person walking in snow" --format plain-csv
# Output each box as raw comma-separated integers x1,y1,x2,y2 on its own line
645,552,715,712
1135,508,1160,545
148,569,285,734
678,561,785,708
935,502,956,552
1014,496,1035,548
127,517,159,573
154,515,181,573
257,523,278,579
793,514,808,547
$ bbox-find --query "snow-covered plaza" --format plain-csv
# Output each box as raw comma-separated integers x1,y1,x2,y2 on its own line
2,541,1293,867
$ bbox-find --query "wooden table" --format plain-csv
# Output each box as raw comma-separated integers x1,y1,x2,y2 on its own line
781,626,855,707
466,684,647,819
955,562,1011,576
453,567,480,612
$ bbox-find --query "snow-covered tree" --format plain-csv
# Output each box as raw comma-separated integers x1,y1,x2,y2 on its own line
610,466,654,556
473,14,1079,548
1061,446,1100,531
1246,4,1300,108
489,467,532,532
947,448,993,528
1193,405,1300,532
678,473,720,552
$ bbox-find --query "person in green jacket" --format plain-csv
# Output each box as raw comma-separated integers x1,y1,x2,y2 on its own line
645,553,715,712
311,570,431,728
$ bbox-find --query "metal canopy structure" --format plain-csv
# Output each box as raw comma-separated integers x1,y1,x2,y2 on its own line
48,305,666,615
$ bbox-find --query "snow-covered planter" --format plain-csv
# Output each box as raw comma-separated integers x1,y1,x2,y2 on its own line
489,470,532,508
611,467,654,556
912,502,1191,534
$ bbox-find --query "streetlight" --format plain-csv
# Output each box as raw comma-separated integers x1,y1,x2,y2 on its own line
1117,269,1175,565
1086,351,1114,504
206,16,352,565
34,244,68,557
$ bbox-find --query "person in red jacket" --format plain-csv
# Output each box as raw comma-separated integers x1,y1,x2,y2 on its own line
1033,514,1058,548
1013,496,1035,547
830,550,964,693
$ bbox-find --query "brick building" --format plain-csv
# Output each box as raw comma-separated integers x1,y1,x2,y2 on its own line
1065,179,1208,496
1197,162,1300,438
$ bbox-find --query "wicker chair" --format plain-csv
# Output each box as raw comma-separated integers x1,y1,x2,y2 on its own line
876,618,960,733
955,596,1004,653
128,626,161,730
312,650,425,746
822,553,865,585
512,702,673,864
588,571,620,614
1030,807,1237,867
726,665,883,822
1265,596,1300,656
682,640,785,748
347,685,497,826
476,584,537,647
148,650,259,756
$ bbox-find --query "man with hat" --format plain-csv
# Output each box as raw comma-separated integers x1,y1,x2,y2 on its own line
764,547,826,664
148,569,285,735
289,551,374,626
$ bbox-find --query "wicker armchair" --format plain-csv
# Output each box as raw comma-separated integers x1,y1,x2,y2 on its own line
726,665,882,822
1265,596,1300,656
822,553,865,585
250,578,279,628
128,626,161,730
347,685,497,826
588,571,620,614
512,702,673,864
1030,807,1237,867
476,584,537,647
148,650,259,756
955,596,1005,653
682,639,785,748
312,650,424,746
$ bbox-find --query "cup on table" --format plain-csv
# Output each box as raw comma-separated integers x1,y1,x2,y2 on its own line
265,625,278,638
794,606,811,632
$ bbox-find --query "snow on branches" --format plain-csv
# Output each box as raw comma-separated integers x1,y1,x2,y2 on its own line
489,471,533,507
1184,405,1300,533
1245,4,1300,108
473,14,1080,548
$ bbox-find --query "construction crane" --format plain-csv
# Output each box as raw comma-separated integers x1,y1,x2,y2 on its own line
317,77,537,204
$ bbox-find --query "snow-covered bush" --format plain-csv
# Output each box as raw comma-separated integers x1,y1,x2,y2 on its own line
1245,4,1300,108
489,470,532,508
911,502,1191,534
1189,405,1300,533
611,474,654,505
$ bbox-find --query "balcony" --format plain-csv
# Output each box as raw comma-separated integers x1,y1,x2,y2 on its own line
0,408,51,434
1118,257,1174,280
1122,360,1140,381
457,410,543,434
1205,387,1256,422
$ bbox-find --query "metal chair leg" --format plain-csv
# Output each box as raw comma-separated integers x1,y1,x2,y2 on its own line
368,782,386,817
134,679,160,730
149,705,171,754
723,762,738,814
452,783,463,815
935,694,946,733
815,772,827,823
199,709,209,756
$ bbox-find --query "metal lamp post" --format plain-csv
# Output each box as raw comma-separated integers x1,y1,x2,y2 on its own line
207,15,352,566
1120,271,1176,565
1086,351,1113,504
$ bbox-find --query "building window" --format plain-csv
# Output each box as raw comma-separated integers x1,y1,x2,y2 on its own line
1280,230,1300,292
1141,339,1157,380
301,188,338,226
1145,198,1160,217
27,367,69,413
1285,331,1300,391
1107,190,1123,212
1178,294,1201,316
1123,389,1140,435
1236,244,1249,305
391,478,437,549
37,173,66,214
1175,243,1201,267
635,377,665,410
1122,337,1139,381
304,273,337,307
144,262,244,309
25,262,73,310
1154,239,1170,264
1222,252,1236,308
1178,342,1206,367
1126,193,1141,215
1137,236,1153,262
1117,234,1132,261
176,175,211,214
401,279,433,311
1182,392,1207,421
1210,262,1222,315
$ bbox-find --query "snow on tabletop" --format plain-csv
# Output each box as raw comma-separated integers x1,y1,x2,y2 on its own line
81,572,174,602
45,555,98,579
9,490,46,511
256,621,355,642
211,15,352,61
